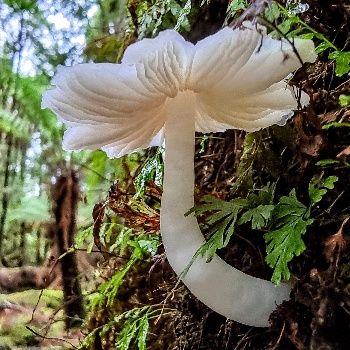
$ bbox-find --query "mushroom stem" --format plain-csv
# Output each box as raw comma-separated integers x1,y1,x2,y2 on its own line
161,91,291,327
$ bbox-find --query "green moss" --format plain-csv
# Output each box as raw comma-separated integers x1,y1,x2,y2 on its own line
0,314,38,346
0,289,66,348
1,289,62,308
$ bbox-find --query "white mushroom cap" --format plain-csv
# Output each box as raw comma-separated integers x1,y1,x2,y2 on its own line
42,22,317,158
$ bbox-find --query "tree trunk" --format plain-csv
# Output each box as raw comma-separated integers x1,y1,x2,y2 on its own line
0,134,14,263
52,171,85,329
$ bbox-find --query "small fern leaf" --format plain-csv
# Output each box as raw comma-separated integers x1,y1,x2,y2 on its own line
238,204,275,230
137,314,149,350
264,189,313,285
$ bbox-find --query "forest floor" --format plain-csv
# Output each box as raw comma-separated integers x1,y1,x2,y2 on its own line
0,289,82,349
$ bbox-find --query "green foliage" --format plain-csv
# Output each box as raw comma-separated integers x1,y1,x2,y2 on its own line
239,203,275,230
229,132,257,195
315,159,340,166
86,151,109,188
87,222,159,306
186,174,337,285
269,2,350,77
0,67,58,142
82,150,144,202
186,196,245,265
0,109,31,142
85,33,131,63
134,148,163,198
237,185,276,229
75,226,94,253
225,0,248,24
265,189,312,284
115,307,150,350
0,60,68,259
134,0,191,38
80,305,166,350
85,0,132,63
228,0,247,12
328,51,350,77
227,1,350,77
174,0,191,31
184,183,276,271
97,246,143,308
7,195,50,223
82,227,160,350
199,135,210,153
265,175,338,284
322,121,350,130
308,174,338,206
339,94,350,107
199,135,225,153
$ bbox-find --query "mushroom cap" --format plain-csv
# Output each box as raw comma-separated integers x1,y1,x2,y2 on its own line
42,21,316,158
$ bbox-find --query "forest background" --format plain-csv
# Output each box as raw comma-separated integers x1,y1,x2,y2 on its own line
0,0,350,349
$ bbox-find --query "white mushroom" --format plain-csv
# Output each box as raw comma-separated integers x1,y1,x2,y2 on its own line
42,22,317,327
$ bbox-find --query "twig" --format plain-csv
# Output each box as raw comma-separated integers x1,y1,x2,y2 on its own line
233,327,254,350
271,322,286,350
30,289,44,323
25,326,79,349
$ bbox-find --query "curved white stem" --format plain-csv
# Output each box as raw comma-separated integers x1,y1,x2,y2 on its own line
160,91,291,327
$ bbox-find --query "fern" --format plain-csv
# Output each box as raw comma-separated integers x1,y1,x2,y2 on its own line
238,204,275,230
92,245,142,309
185,175,337,286
115,308,151,350
80,305,168,350
271,2,350,77
188,195,247,261
265,175,338,284
174,0,191,31
75,226,94,253
322,121,350,130
339,94,350,107
308,174,338,206
136,0,191,38
264,189,312,284
80,227,162,349
89,229,159,311
227,0,350,77
134,148,164,198
328,51,350,77
237,183,276,229
179,184,276,282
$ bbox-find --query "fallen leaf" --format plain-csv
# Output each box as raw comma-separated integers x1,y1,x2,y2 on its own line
336,145,350,158
323,218,348,263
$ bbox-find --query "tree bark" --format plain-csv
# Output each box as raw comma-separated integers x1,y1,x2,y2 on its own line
0,134,14,263
52,171,85,329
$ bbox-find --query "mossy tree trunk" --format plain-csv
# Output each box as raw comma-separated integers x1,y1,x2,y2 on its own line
52,171,85,329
